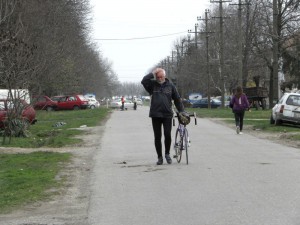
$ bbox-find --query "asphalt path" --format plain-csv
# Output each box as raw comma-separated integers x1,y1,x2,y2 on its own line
88,105,300,225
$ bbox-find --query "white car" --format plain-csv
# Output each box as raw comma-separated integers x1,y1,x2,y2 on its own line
110,99,134,109
134,98,143,106
270,92,300,125
87,98,100,109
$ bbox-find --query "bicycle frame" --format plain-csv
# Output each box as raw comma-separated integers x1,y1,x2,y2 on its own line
177,123,185,139
173,112,196,164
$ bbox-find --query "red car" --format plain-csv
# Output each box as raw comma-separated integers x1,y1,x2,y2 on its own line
33,95,58,111
51,95,89,110
0,99,37,128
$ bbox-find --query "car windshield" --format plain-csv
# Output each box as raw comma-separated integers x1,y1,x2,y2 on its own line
287,95,300,106
51,96,64,101
78,95,88,101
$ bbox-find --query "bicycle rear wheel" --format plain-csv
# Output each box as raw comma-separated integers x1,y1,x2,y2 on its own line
173,129,182,163
183,128,189,164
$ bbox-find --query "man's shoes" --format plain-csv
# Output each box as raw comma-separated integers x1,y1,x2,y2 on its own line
156,157,163,165
239,132,243,135
165,154,172,164
236,126,240,134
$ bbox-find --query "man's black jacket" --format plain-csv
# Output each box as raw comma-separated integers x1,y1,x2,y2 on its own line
141,73,184,118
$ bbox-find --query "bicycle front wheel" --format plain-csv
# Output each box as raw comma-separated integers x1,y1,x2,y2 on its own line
183,128,189,164
174,128,182,163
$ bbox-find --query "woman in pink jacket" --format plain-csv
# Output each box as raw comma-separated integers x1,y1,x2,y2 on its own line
230,86,250,134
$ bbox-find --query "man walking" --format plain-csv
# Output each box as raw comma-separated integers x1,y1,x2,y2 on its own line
141,68,184,165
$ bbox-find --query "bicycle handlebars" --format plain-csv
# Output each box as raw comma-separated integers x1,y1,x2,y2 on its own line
173,112,197,126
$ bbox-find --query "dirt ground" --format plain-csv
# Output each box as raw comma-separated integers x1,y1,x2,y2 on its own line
0,118,299,225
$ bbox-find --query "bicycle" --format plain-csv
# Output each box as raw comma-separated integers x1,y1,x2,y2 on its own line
173,111,197,164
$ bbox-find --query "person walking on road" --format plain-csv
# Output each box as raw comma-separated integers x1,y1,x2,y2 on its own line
133,97,137,110
229,86,250,135
141,68,184,165
121,96,125,111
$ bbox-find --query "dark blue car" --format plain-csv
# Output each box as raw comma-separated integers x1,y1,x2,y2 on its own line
192,98,222,108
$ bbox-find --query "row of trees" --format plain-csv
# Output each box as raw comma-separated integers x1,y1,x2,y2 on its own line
0,0,127,140
0,0,120,98
156,0,300,108
1,0,299,106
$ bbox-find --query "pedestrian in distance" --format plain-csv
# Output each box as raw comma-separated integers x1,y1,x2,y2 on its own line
141,68,184,165
133,97,137,110
121,96,125,111
229,86,250,135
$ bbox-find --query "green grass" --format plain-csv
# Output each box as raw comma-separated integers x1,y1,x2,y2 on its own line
190,107,271,119
189,108,300,135
0,151,71,213
0,107,110,148
0,107,110,213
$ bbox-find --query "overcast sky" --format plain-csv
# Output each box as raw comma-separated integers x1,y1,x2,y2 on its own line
90,0,211,83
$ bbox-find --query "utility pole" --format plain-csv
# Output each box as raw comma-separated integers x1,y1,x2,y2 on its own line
167,56,171,78
272,0,279,107
180,35,191,57
211,0,231,108
188,23,204,101
188,23,199,49
171,51,177,82
198,9,214,109
162,58,167,70
230,0,250,87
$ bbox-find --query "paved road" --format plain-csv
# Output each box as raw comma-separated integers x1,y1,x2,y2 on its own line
88,106,300,225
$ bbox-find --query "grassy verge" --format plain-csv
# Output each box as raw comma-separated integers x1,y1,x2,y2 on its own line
189,108,300,136
0,151,71,213
0,107,110,213
0,107,110,148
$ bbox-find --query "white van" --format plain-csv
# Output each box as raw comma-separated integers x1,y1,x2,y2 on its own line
0,89,31,104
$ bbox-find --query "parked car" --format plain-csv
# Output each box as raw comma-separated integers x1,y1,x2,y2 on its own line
110,98,134,109
87,98,100,109
51,95,89,110
134,98,143,106
33,95,58,111
0,99,37,128
270,92,300,125
214,96,231,107
50,95,64,102
192,98,222,108
182,99,193,108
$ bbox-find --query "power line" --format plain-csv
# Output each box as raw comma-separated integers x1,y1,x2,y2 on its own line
94,31,187,41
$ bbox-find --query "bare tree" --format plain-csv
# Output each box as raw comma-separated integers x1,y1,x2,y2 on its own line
13,0,114,97
0,0,118,140
251,0,300,104
0,0,38,141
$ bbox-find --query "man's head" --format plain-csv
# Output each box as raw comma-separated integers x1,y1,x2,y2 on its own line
154,68,166,84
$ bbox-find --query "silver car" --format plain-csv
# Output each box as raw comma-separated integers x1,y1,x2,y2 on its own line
270,92,300,125
110,99,134,109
